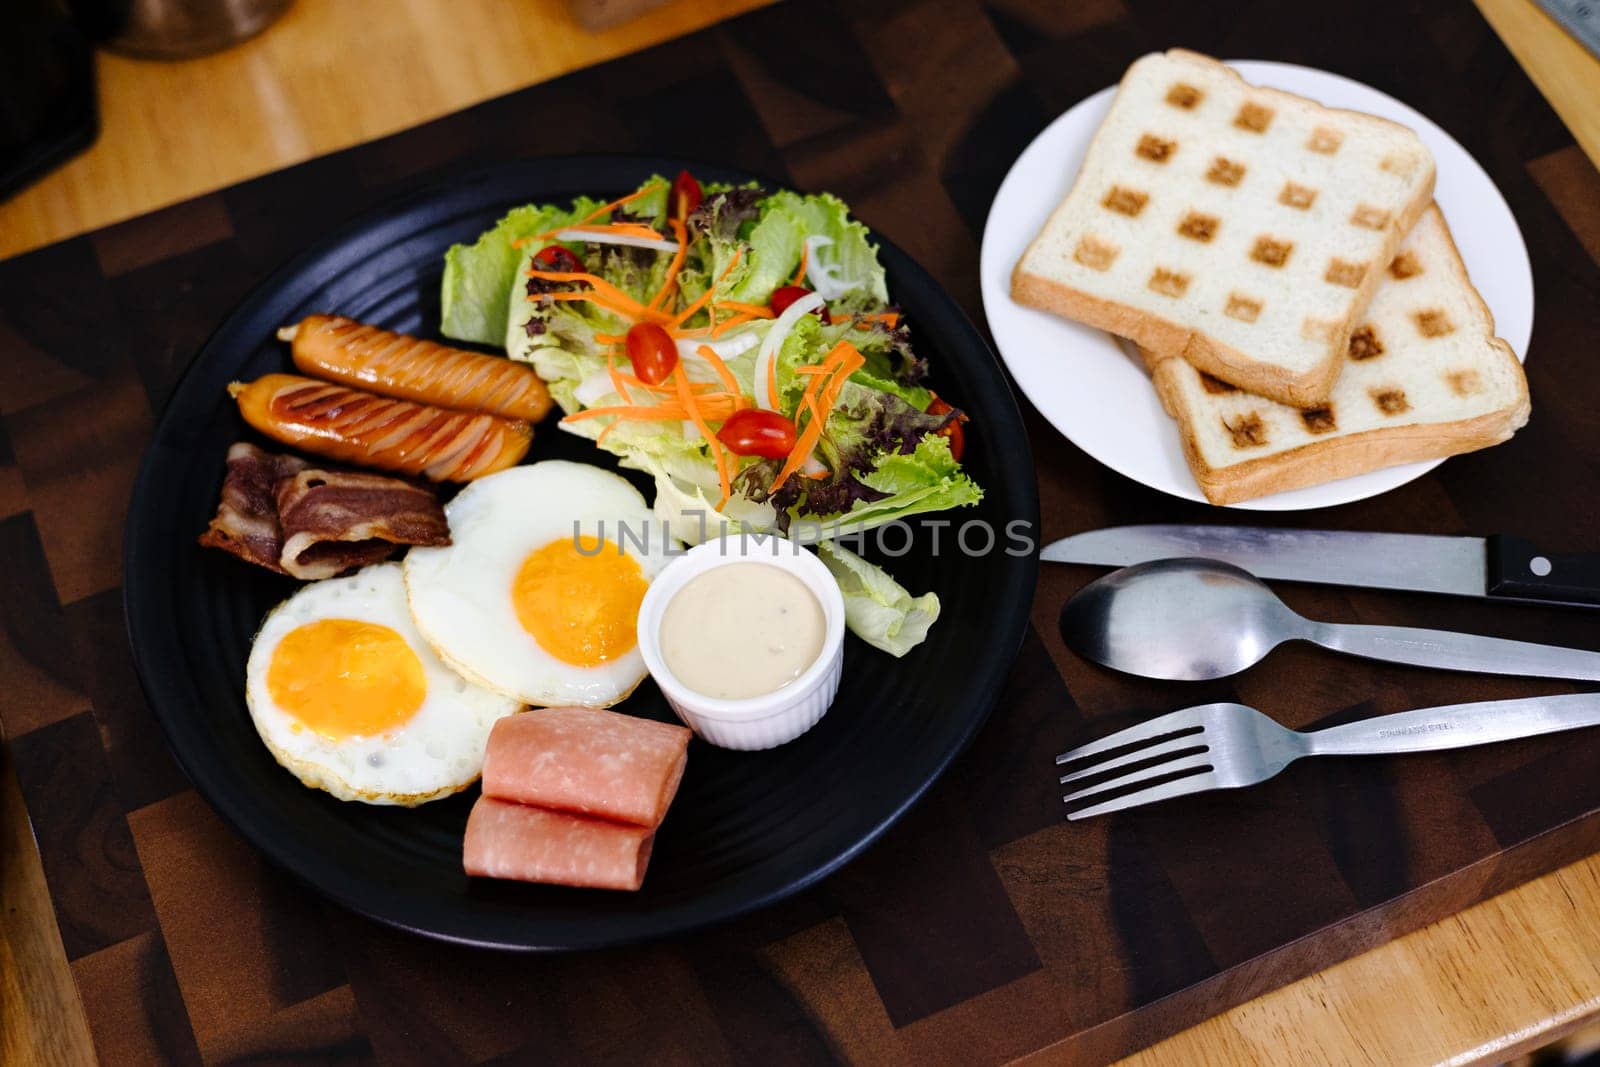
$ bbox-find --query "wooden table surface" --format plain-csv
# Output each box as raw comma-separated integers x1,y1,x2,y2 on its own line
4,0,1600,1063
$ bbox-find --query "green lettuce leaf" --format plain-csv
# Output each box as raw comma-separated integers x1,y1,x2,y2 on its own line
814,540,940,657
445,175,675,345
772,313,829,412
441,199,603,345
838,432,980,528
848,366,931,410
774,191,889,305
710,190,889,308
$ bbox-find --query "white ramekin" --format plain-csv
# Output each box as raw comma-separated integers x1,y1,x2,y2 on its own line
637,533,845,751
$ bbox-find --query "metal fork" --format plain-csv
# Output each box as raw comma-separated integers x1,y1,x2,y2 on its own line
1057,693,1600,819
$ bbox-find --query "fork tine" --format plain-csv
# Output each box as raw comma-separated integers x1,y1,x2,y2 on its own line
1054,706,1208,766
1058,734,1209,785
1063,757,1218,817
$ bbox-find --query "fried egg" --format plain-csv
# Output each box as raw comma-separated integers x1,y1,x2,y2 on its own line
403,461,674,706
245,562,520,805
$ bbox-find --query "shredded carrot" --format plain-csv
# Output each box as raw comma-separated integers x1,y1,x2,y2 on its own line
564,406,693,423
695,344,745,405
669,247,745,328
530,269,677,325
513,183,667,247
558,222,672,243
528,270,646,315
670,288,716,331
672,366,731,509
605,348,637,406
544,290,652,323
852,312,901,329
818,345,864,415
770,357,839,491
647,219,690,314
714,301,777,319
767,347,779,408
768,341,864,494
569,183,665,227
772,392,828,493
595,332,627,345
790,244,809,287
563,393,742,424
712,311,759,338
603,348,721,398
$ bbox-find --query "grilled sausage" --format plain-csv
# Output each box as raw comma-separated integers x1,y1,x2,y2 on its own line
279,315,553,423
230,374,531,482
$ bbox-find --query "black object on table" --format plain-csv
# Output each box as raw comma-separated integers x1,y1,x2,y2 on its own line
0,0,99,202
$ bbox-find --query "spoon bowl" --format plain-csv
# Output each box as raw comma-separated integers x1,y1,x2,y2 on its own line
1061,558,1310,681
1062,557,1600,684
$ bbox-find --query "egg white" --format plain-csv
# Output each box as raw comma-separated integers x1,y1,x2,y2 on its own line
402,461,676,706
245,562,521,805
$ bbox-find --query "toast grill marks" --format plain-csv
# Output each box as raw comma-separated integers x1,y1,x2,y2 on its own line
1146,205,1528,504
1012,50,1436,406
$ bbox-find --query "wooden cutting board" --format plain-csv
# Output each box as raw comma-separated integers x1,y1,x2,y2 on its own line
2,1,1599,1062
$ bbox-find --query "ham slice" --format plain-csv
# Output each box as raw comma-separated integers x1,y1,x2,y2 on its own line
481,707,690,829
463,797,654,891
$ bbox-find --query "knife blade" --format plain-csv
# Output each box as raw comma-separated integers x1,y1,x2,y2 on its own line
1040,526,1600,608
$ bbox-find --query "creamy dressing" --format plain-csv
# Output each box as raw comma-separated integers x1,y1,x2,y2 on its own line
659,563,825,700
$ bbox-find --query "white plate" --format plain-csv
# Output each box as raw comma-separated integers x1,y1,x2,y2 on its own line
980,60,1534,511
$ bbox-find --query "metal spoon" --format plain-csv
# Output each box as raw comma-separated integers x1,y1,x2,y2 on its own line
1060,557,1600,682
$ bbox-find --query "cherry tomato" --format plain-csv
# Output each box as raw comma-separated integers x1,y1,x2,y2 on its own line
671,170,703,222
625,322,678,386
769,285,831,324
716,409,798,458
532,245,583,273
926,395,968,462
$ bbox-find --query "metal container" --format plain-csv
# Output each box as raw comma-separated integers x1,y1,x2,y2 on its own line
89,0,293,60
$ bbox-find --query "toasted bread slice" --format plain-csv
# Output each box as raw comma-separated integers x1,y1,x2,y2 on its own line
1145,204,1528,505
1013,49,1436,406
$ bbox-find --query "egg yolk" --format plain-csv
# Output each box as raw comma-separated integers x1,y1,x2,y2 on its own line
266,619,426,739
514,536,647,666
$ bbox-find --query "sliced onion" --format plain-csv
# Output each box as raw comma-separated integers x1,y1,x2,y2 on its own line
801,453,829,478
553,229,680,253
676,328,759,365
804,235,854,300
753,290,825,410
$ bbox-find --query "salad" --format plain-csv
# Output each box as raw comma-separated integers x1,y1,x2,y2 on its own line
439,171,982,655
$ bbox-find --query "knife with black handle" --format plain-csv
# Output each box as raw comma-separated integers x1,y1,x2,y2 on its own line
1485,536,1600,607
1041,526,1600,608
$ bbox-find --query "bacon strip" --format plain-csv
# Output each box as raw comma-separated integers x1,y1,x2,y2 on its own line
275,467,450,580
198,443,309,574
198,442,449,578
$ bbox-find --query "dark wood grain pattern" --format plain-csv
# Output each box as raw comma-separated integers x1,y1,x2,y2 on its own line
2,0,1599,1061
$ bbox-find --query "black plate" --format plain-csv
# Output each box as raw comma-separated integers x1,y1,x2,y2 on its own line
123,156,1040,951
